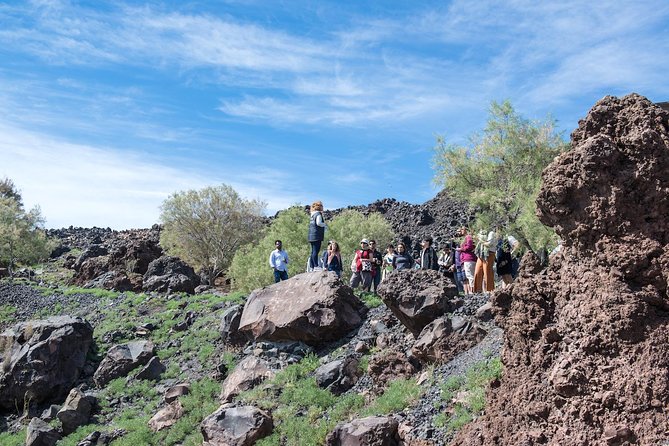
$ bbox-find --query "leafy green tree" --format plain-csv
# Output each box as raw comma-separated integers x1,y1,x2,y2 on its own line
228,206,309,292
0,180,53,276
228,208,396,292
433,100,568,252
159,184,266,284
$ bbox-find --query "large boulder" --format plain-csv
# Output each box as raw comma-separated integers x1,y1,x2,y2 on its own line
220,304,247,345
220,356,274,403
148,400,184,432
201,405,273,446
325,416,399,446
238,272,366,345
377,269,457,336
57,388,94,434
142,256,200,294
26,417,62,446
0,316,93,410
452,95,669,445
93,341,155,387
314,356,362,395
410,316,487,363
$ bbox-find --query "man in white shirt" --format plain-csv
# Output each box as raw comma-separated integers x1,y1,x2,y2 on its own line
269,240,289,282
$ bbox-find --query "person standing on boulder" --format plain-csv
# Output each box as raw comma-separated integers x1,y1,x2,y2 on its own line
419,237,439,271
326,241,343,278
307,201,327,271
269,240,289,282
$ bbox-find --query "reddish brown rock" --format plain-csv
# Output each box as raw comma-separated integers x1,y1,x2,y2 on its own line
368,350,416,388
325,416,399,446
238,272,365,345
377,269,457,336
148,400,184,432
410,316,487,363
220,356,274,403
452,94,669,445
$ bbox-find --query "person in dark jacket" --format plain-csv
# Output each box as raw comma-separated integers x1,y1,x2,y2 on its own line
419,237,439,271
369,240,384,294
496,238,514,286
307,200,327,270
392,242,414,271
325,241,343,277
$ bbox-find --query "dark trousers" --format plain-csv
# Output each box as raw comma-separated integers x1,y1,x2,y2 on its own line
372,270,381,293
273,269,288,283
309,241,322,269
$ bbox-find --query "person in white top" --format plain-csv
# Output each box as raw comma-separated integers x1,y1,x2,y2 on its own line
474,229,498,293
269,240,289,282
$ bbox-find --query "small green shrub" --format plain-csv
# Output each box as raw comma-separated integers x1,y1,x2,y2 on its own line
0,304,16,325
361,378,423,416
434,357,503,433
356,291,384,309
62,286,118,300
0,430,24,446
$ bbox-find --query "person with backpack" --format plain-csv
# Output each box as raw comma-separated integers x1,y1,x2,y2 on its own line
307,201,327,271
350,239,374,290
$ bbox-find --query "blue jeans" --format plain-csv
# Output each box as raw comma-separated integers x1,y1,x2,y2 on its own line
372,270,381,293
273,269,288,283
309,241,322,269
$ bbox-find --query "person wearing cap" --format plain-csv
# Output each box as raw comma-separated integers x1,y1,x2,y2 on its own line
268,240,289,282
350,239,374,291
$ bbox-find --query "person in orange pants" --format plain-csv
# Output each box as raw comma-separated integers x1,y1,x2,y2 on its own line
473,229,497,293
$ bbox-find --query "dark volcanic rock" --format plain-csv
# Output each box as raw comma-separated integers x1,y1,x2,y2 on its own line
93,341,156,387
238,271,366,345
314,356,362,395
377,269,457,336
57,388,94,434
26,417,62,446
410,316,487,363
220,356,274,403
201,405,273,446
453,95,669,445
142,256,200,294
326,416,400,446
0,316,93,410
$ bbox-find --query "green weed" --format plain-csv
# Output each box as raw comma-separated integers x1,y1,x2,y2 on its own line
0,430,24,446
356,291,384,309
0,305,16,325
361,378,423,416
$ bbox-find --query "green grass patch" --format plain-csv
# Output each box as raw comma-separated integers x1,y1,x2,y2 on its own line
361,378,423,416
356,291,384,309
0,430,24,446
434,357,502,433
62,286,119,300
0,304,17,325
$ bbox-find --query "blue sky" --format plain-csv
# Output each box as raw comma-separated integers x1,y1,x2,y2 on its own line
1,0,668,229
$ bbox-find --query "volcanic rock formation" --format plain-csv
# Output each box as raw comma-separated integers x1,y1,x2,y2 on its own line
452,94,669,445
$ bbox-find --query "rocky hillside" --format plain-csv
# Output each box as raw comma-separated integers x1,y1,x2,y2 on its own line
1,93,667,446
452,94,669,445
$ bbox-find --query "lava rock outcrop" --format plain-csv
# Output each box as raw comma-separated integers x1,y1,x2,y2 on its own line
453,94,669,445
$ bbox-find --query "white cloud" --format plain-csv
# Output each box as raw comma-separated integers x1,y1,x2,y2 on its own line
0,123,301,229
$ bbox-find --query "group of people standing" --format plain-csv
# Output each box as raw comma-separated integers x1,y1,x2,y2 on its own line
269,200,520,296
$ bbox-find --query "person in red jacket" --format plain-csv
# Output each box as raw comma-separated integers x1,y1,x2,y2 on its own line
350,239,374,291
458,227,477,295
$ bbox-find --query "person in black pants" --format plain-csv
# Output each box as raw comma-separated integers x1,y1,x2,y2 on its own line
369,240,384,294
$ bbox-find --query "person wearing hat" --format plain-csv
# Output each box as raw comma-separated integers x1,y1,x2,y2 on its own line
350,238,374,291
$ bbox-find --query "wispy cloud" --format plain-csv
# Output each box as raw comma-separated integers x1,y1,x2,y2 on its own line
0,123,301,228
